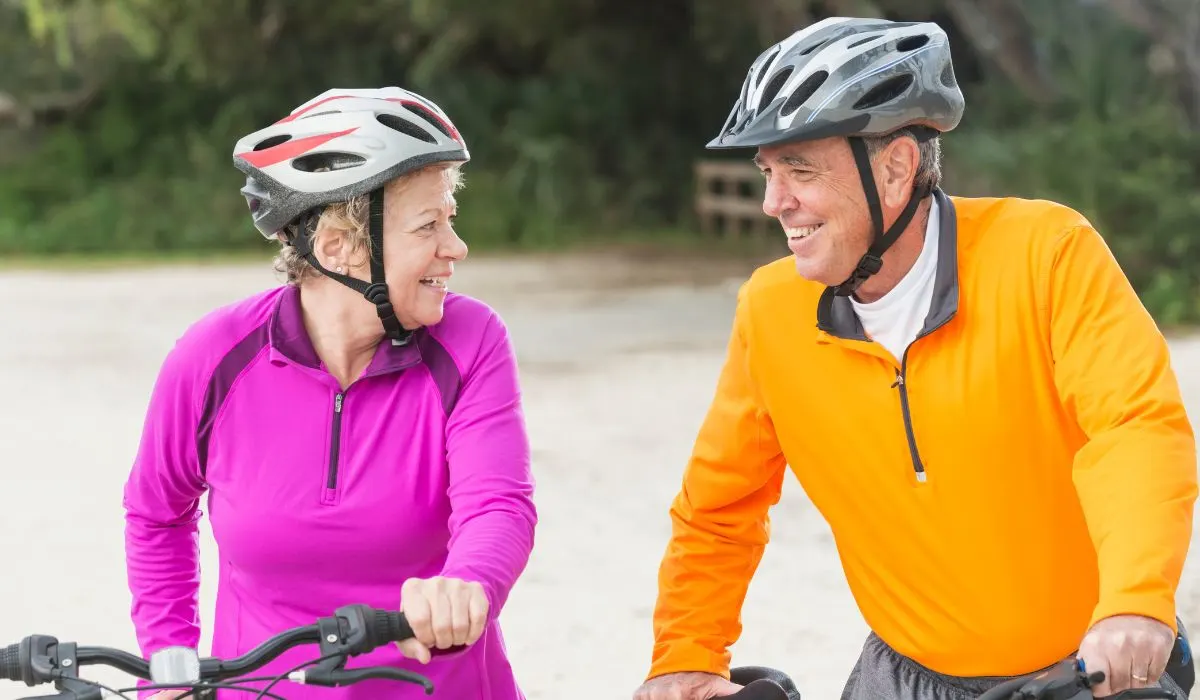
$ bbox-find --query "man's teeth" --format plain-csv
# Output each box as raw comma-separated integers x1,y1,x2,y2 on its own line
420,277,446,288
786,224,822,239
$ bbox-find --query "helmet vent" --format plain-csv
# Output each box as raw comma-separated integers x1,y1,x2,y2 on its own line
376,113,438,144
400,104,454,140
940,62,958,88
734,109,755,134
291,152,367,172
847,33,883,49
758,66,794,113
719,108,738,136
799,39,828,56
896,34,931,52
253,134,291,151
780,70,829,117
754,46,781,88
853,73,915,110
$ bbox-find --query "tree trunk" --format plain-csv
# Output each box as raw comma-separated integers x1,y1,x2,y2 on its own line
942,0,1059,104
1104,0,1200,129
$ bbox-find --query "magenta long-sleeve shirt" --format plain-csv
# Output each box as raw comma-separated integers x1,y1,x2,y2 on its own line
122,284,537,699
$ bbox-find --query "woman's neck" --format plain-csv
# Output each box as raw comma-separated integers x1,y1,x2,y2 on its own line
299,281,384,389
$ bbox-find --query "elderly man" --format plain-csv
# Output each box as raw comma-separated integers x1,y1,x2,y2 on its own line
634,16,1197,700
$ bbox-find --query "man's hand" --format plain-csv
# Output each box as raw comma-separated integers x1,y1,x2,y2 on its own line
632,671,743,700
1078,614,1176,696
395,576,489,664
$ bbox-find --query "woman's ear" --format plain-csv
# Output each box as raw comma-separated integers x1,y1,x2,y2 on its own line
313,226,347,271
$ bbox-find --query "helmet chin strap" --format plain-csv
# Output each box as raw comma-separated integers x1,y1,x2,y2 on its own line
831,136,931,298
286,187,413,345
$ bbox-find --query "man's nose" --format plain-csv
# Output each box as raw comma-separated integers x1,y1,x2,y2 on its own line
762,177,796,219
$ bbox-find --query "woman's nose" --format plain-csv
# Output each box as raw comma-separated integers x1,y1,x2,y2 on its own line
440,228,468,261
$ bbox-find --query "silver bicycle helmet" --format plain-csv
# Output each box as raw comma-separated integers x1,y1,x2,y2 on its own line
232,87,470,343
708,17,965,296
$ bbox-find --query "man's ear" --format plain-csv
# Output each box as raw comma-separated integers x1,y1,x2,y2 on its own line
878,136,920,208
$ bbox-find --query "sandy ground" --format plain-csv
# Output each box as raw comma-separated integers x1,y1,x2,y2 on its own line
2,252,1199,700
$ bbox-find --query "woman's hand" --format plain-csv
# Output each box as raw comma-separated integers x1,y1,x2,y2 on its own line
147,691,190,699
395,576,489,663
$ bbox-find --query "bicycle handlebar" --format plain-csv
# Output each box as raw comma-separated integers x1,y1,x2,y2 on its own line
6,618,1181,700
0,604,432,699
974,658,1178,700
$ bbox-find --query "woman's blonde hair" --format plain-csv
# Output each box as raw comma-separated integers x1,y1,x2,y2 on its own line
273,163,465,285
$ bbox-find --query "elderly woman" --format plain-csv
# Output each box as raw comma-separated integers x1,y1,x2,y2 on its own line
122,87,537,699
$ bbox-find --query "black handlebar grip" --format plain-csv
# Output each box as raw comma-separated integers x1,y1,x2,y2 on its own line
728,666,799,700
0,643,20,682
369,609,415,645
724,679,790,700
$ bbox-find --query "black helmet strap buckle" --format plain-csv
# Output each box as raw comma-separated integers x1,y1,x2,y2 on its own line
287,187,413,346
832,135,930,298
362,190,409,344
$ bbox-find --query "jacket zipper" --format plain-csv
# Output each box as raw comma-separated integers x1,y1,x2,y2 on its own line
319,355,421,503
891,363,926,482
326,392,345,491
888,315,955,484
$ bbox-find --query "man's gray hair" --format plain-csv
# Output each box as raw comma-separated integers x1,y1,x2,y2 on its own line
861,127,943,191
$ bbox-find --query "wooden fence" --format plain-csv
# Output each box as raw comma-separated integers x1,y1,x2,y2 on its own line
693,159,772,238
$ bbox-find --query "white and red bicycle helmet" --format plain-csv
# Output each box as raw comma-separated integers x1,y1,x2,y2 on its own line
232,87,470,343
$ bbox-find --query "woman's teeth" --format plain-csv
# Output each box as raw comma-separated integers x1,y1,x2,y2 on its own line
419,277,447,288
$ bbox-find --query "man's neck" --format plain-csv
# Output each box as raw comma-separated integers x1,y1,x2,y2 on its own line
852,197,933,304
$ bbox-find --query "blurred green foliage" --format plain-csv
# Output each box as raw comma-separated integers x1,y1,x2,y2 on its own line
1,0,1198,322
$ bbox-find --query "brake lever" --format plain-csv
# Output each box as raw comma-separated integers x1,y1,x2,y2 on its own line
13,640,102,700
294,613,434,694
301,666,434,694
1011,659,1098,699
1018,658,1177,700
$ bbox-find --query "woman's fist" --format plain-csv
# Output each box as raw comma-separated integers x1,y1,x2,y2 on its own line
395,576,488,664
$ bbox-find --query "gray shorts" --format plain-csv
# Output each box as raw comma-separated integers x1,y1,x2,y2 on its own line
840,632,1186,700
